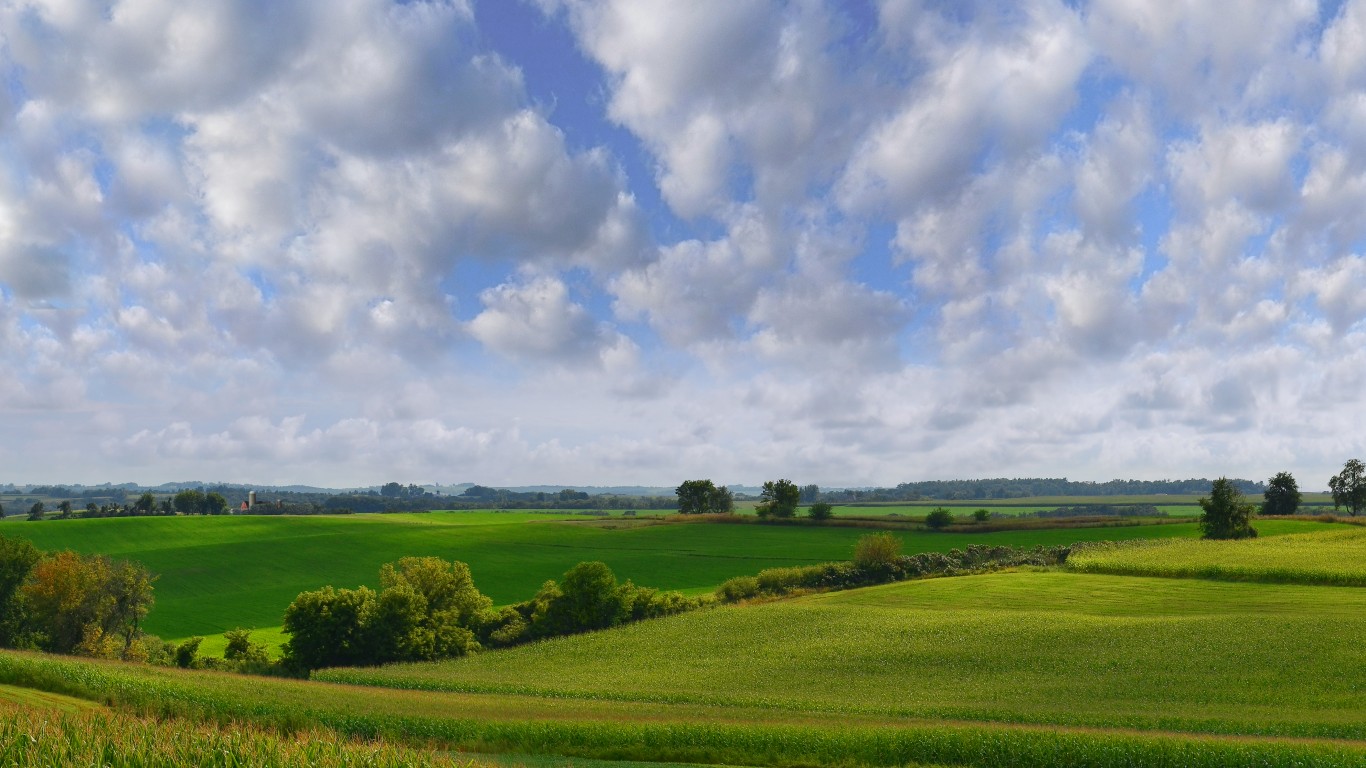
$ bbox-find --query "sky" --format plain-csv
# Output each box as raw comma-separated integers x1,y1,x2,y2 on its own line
2,0,1366,490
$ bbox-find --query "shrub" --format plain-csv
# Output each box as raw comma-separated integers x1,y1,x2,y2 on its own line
716,575,760,602
174,636,203,668
808,502,834,520
222,628,269,664
854,532,902,572
924,508,954,529
973,508,991,522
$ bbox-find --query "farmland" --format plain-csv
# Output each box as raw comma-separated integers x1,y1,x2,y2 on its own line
0,509,1296,648
0,510,1361,766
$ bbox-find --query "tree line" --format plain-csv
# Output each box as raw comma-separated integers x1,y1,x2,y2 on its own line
281,558,702,671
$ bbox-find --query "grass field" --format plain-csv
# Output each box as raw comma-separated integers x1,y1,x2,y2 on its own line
1,563,1365,766
2,511,1313,649
321,570,1366,739
1070,525,1366,585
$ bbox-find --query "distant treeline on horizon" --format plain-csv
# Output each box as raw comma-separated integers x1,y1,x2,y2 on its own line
4,477,1275,512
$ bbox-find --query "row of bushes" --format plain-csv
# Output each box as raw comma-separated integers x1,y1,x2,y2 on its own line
717,537,1071,602
281,558,704,671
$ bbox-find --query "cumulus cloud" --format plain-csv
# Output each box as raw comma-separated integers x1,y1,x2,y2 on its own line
5,0,1366,488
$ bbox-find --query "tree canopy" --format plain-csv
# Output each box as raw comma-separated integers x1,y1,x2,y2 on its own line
674,479,733,514
1262,471,1301,516
1199,477,1257,539
756,479,800,519
1329,459,1366,517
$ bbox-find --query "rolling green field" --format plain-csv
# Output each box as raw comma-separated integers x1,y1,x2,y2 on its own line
321,570,1366,739
0,511,1291,647
0,518,1362,765
1070,525,1366,585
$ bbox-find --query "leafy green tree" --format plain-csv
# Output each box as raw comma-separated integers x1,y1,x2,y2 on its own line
378,557,487,659
530,561,632,638
133,493,156,516
800,484,820,504
0,535,40,646
204,492,229,515
1329,459,1366,517
173,489,206,515
972,508,991,522
1199,477,1258,539
1262,471,1301,516
756,479,800,519
675,479,733,514
282,585,377,670
924,507,954,529
26,502,43,522
20,551,155,658
56,501,72,520
808,502,833,520
174,636,203,668
223,628,269,664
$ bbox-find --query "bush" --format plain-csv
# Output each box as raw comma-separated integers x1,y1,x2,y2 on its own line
808,502,834,521
853,532,902,571
924,508,954,529
716,576,760,602
174,636,203,669
973,509,990,522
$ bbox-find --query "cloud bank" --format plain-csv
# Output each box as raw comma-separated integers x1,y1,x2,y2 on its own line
1,0,1364,488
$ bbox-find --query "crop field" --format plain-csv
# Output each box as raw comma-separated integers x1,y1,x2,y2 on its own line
321,570,1366,740
1069,525,1366,585
0,511,1301,649
0,694,498,767
2,545,1365,768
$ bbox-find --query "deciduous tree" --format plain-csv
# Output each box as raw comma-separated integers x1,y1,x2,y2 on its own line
675,479,733,514
1329,459,1366,517
1199,477,1257,539
756,479,800,519
1262,471,1301,516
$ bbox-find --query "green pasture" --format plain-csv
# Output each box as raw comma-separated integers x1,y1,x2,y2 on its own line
0,511,1294,648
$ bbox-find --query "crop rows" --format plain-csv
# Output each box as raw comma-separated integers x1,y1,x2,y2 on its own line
1068,526,1366,585
0,699,487,767
0,649,1362,768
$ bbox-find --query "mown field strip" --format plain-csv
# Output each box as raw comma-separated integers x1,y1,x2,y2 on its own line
1069,525,1366,585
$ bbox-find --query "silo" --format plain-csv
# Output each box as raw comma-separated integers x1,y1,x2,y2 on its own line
248,490,257,509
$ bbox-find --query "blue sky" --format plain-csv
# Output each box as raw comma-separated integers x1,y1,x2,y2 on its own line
2,0,1366,490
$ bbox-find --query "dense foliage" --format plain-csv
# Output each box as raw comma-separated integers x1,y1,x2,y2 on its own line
755,479,800,518
283,557,701,670
716,540,1070,602
0,535,156,660
1198,478,1257,539
674,479,734,514
1329,459,1366,517
1262,472,1302,516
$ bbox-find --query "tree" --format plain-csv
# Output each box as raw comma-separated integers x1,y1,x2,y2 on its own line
380,482,404,498
1329,459,1366,517
1198,477,1257,539
972,508,991,522
1262,472,1301,516
282,585,377,670
756,479,800,519
204,492,229,515
133,493,155,516
56,501,72,520
799,484,820,504
808,502,833,521
532,561,626,637
675,480,733,514
173,489,206,516
20,551,155,658
378,557,488,659
223,628,269,664
924,507,954,529
0,535,40,646
26,502,44,522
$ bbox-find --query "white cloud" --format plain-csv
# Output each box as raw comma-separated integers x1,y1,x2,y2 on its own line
469,275,636,369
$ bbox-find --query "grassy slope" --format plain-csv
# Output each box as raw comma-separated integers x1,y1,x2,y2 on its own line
321,569,1366,739
1070,525,1366,585
0,511,1304,644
